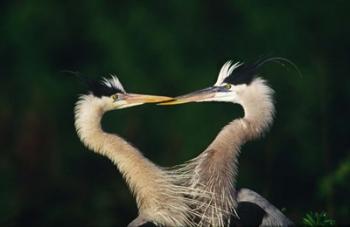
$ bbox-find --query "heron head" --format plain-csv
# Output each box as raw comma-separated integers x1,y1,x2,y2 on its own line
160,57,297,106
159,59,267,106
86,75,172,110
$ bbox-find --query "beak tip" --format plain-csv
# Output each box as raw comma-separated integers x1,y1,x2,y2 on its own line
157,100,184,105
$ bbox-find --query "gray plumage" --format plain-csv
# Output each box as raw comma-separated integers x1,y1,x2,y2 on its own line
75,58,294,227
74,78,207,227
162,59,293,226
236,188,294,226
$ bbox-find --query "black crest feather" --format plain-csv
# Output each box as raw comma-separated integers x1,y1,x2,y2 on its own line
86,78,124,97
61,70,126,97
64,71,125,97
223,57,299,85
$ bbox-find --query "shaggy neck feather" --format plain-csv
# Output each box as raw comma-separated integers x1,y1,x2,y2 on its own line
74,95,163,201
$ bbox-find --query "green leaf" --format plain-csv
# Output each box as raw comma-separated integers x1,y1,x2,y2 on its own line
302,212,336,226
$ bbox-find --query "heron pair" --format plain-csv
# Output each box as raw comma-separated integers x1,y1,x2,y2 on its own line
74,58,293,226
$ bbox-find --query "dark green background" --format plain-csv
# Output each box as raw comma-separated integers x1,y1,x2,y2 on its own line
1,0,349,226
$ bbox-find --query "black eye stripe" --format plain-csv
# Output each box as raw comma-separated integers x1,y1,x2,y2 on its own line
87,79,123,97
223,57,277,85
223,63,257,85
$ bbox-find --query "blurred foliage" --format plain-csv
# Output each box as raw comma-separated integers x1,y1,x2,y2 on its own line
303,212,336,226
1,0,350,226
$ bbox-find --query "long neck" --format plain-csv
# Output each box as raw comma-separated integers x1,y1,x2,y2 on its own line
208,78,275,153
74,95,165,210
75,95,208,226
207,78,275,175
190,78,275,226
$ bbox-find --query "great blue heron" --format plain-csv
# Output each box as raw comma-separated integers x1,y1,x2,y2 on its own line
74,59,294,226
161,58,294,226
74,76,208,227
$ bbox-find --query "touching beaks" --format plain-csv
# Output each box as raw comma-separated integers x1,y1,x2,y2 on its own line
123,93,174,104
158,87,220,105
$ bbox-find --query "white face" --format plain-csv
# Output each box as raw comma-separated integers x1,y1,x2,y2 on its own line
202,83,247,105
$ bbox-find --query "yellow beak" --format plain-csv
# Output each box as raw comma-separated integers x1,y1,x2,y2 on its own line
159,87,217,105
124,93,174,104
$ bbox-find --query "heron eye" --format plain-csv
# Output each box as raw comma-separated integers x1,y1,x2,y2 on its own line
111,94,119,101
224,83,232,89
